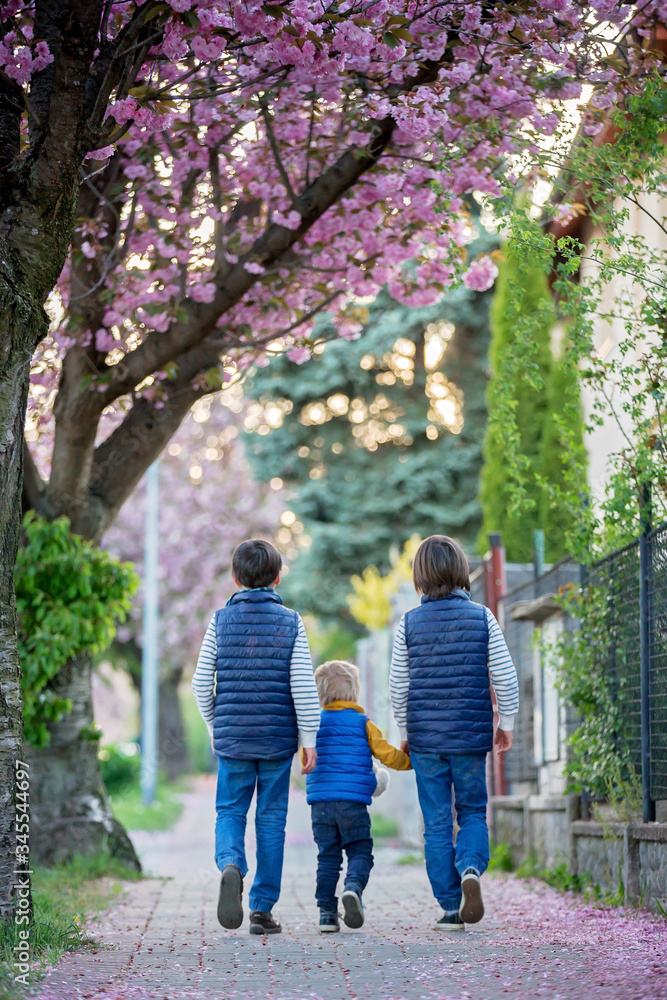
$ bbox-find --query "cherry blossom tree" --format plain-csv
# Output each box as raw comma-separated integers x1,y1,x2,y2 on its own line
2,0,664,904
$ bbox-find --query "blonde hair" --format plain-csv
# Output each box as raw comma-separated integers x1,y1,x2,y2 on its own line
314,660,361,707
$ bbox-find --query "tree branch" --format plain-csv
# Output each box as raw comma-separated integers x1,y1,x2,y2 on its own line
258,96,300,210
84,340,227,539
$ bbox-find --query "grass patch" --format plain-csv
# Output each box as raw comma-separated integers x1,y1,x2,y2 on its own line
181,688,216,774
110,776,188,832
515,856,625,905
515,857,590,892
371,813,399,840
0,852,140,994
396,852,424,866
488,841,514,873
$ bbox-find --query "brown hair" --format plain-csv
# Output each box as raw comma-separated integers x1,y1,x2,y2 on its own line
232,539,282,589
412,534,470,599
314,660,361,707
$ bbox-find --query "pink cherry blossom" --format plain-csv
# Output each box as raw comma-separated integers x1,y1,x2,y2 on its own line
463,256,499,292
14,0,663,483
286,346,311,364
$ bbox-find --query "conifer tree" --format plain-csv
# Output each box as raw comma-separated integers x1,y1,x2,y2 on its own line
244,230,496,620
478,244,584,562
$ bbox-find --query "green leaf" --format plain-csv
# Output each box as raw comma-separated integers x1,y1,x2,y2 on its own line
263,3,290,17
180,10,199,29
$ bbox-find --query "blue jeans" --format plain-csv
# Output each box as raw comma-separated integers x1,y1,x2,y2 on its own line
215,756,292,913
311,801,374,912
411,751,489,911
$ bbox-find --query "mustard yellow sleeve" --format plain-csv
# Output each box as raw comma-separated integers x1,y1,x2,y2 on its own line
366,720,412,770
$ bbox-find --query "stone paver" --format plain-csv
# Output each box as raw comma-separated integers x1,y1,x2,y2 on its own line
35,776,667,1000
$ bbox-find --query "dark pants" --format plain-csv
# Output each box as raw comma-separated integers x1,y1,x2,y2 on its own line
311,800,374,913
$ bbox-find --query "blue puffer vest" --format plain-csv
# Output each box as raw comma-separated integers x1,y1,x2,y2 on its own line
306,707,376,805
405,590,492,755
212,589,298,760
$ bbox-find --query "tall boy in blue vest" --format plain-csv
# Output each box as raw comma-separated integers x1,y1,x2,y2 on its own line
192,539,321,935
390,535,519,931
306,659,411,933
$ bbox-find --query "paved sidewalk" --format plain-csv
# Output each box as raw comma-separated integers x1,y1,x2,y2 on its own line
36,775,667,1000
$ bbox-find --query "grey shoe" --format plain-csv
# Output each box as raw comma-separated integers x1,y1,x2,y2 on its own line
217,863,243,929
459,868,484,924
341,889,364,929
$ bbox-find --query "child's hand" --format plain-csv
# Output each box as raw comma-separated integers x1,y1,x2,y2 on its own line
494,729,513,754
400,740,410,755
301,747,317,775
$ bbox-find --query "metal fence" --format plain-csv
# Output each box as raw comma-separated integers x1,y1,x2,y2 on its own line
649,525,667,803
498,526,667,812
583,524,667,809
497,560,581,787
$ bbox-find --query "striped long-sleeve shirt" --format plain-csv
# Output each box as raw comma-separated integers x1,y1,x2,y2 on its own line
389,607,519,741
191,613,321,748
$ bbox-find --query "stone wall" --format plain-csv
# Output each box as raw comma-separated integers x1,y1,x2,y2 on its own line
491,796,667,913
570,820,667,913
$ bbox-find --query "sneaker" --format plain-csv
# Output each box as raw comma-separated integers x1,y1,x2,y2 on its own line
341,889,364,929
217,863,243,929
435,911,465,931
458,868,484,924
249,910,282,935
319,910,340,933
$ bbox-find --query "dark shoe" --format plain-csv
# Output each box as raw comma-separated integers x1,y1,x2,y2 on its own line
435,911,465,931
319,910,340,933
341,889,364,929
459,868,484,924
249,910,282,935
217,863,244,929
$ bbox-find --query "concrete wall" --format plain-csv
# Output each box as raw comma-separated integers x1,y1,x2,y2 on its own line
491,794,577,870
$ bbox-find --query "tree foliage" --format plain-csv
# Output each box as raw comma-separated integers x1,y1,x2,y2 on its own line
493,74,667,561
16,516,138,748
243,225,495,619
478,244,585,562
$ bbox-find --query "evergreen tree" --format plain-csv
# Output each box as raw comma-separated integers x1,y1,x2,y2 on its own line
539,350,587,562
244,231,496,621
478,244,585,562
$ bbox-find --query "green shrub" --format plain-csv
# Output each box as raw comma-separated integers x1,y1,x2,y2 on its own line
16,514,138,747
99,743,141,796
488,841,514,872
543,587,642,804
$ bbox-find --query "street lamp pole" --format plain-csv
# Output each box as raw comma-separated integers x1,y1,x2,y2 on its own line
141,461,160,806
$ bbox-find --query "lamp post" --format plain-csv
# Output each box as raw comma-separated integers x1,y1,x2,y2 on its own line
141,461,160,806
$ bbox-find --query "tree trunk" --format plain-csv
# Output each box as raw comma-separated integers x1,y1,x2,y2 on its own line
159,669,189,782
25,653,140,870
0,305,33,920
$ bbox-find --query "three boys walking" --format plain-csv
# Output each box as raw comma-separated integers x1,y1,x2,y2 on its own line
192,534,518,934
